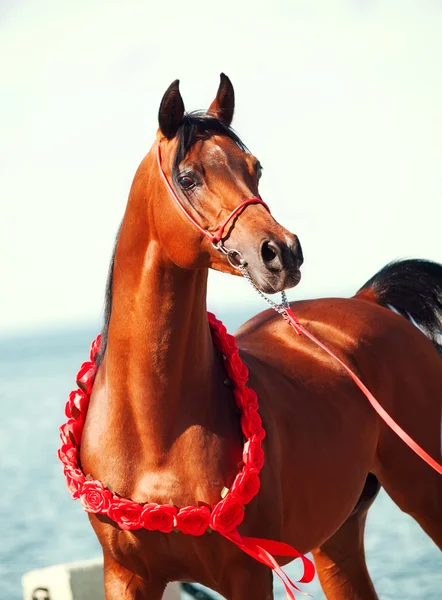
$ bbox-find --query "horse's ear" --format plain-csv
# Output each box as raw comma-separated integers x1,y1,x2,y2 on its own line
208,73,235,126
158,79,185,139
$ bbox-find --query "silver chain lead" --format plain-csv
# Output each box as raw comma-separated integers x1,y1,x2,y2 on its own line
238,264,290,314
214,244,290,315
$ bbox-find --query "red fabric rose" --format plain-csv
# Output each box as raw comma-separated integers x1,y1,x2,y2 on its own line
141,503,177,533
65,389,89,419
208,313,225,333
230,468,261,504
89,334,102,361
80,480,113,514
210,495,244,534
64,465,85,499
234,386,261,416
176,506,211,536
233,386,247,410
225,332,240,354
225,350,249,385
76,361,97,394
59,422,70,445
241,406,264,439
208,314,238,355
59,418,83,446
243,437,265,471
107,497,143,531
58,443,78,468
207,312,220,329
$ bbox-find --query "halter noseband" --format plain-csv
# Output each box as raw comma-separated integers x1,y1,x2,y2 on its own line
156,142,270,267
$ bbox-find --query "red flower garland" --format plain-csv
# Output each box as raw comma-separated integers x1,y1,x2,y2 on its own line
58,312,266,536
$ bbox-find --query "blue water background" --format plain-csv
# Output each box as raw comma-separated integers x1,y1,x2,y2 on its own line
1,309,441,599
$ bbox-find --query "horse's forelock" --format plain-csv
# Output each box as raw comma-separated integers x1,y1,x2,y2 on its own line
172,112,248,182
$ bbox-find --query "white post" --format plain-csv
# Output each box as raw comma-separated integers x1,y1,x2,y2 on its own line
22,558,181,599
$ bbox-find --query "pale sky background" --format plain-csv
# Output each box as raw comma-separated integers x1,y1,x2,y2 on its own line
1,0,442,333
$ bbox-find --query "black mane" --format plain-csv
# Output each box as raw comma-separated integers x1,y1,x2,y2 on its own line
95,112,247,365
94,224,120,366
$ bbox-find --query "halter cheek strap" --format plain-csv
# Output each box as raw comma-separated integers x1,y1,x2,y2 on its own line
156,143,270,247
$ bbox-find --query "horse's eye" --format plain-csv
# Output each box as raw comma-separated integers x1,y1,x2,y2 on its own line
178,176,195,190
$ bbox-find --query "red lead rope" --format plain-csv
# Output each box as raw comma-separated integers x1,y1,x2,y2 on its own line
283,308,442,476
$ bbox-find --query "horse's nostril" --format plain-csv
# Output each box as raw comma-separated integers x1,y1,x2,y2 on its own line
260,237,303,274
261,241,278,264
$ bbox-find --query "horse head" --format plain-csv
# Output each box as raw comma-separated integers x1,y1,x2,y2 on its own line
146,73,303,294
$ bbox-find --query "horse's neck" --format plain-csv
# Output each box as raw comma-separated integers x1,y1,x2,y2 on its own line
83,160,242,503
104,217,216,458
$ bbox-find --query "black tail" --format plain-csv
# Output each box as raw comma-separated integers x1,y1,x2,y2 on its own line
356,259,442,355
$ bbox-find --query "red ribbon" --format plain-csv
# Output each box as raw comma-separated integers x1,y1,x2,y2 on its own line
283,308,442,476
222,530,315,599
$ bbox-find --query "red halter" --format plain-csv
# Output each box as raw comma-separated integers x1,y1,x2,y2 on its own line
156,143,270,246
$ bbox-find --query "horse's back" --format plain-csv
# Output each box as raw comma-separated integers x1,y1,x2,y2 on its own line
236,295,441,377
236,295,442,439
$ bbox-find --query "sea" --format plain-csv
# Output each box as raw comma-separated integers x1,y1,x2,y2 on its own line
1,310,441,600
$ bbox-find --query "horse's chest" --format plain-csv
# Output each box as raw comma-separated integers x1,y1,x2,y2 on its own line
132,430,242,507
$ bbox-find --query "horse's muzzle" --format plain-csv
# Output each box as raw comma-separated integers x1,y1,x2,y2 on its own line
244,234,303,294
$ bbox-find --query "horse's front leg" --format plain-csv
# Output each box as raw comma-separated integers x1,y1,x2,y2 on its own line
103,552,166,600
224,562,274,600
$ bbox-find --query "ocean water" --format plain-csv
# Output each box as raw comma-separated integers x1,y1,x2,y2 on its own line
1,313,441,600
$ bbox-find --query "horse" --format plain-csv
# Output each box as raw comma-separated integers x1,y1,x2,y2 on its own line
77,74,442,599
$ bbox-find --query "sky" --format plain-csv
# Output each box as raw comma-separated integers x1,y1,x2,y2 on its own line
1,0,442,333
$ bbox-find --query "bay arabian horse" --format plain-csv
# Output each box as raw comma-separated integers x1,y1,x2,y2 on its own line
80,74,442,599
